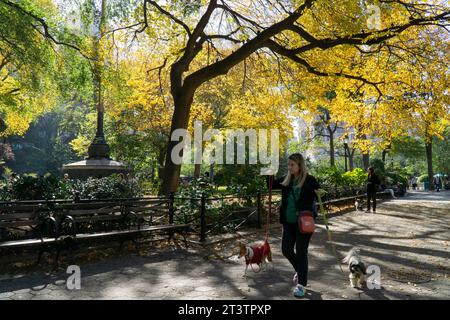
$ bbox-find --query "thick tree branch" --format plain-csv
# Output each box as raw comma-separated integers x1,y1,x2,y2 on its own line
189,0,218,46
287,24,318,43
184,0,316,89
288,10,449,54
145,0,192,36
265,40,384,95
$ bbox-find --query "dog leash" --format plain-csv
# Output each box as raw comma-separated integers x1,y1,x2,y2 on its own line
244,176,273,273
251,175,273,273
317,193,345,273
264,175,273,242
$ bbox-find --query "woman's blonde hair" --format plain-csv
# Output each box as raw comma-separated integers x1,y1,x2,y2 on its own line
281,153,308,188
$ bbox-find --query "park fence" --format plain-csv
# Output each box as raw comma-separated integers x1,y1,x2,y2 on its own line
1,185,376,244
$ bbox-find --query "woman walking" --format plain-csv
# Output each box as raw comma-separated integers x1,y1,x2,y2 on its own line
268,153,320,298
366,167,380,212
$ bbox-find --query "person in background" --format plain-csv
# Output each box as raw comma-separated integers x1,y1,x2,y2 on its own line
366,167,380,212
411,177,418,190
433,175,442,192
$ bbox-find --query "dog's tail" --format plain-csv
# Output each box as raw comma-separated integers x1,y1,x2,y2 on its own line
342,248,360,264
264,240,272,262
267,250,272,262
342,253,350,264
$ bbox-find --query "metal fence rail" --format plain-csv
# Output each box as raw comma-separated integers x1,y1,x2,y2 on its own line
1,185,375,243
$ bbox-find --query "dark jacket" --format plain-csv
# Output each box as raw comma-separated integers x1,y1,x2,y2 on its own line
267,174,320,224
367,174,381,193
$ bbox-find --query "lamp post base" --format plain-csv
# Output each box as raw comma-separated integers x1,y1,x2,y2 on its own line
87,134,110,159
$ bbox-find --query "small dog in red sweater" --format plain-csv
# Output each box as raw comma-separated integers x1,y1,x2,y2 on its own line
238,240,273,276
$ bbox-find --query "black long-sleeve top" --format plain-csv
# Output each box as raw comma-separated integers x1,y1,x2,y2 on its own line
367,174,381,193
266,174,320,223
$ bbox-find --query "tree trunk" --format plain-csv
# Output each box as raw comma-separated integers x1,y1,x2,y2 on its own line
349,148,355,171
158,0,316,194
425,141,434,191
328,126,335,167
157,148,165,182
161,86,196,195
209,163,214,182
194,163,201,179
382,149,387,163
362,153,370,170
382,143,391,163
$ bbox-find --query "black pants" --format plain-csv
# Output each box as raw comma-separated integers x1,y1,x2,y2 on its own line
281,223,312,286
367,191,376,211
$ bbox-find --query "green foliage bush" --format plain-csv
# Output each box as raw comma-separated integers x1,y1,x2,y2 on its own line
214,164,266,196
370,159,386,176
73,175,142,199
177,177,216,199
341,168,367,188
385,172,408,187
0,173,142,201
174,176,257,232
313,167,367,198
315,166,345,187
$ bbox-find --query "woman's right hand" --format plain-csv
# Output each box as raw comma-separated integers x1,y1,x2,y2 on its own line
315,189,326,198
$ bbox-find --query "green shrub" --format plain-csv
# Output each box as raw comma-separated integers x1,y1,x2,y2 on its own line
385,172,408,187
75,174,142,199
1,173,142,201
176,176,216,199
417,174,429,183
8,174,58,200
342,168,367,188
314,166,344,187
174,177,216,224
215,164,266,196
0,180,9,201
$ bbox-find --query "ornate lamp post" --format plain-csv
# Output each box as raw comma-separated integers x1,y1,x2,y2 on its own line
61,0,127,179
87,73,110,159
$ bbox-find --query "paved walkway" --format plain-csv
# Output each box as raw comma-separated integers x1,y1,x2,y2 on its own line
0,191,449,300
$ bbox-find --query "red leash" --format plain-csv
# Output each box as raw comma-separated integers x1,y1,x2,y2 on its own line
244,175,273,271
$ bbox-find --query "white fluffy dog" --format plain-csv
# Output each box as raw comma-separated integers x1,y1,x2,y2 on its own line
354,200,364,211
342,248,367,288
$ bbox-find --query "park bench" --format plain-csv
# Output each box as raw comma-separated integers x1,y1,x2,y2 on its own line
0,203,48,238
0,197,191,268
